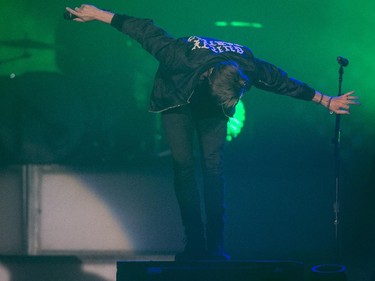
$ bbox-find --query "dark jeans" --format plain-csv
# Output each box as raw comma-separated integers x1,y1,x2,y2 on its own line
161,86,228,252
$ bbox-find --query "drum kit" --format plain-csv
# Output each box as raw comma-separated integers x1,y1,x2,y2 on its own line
0,35,87,164
0,34,56,65
0,34,157,165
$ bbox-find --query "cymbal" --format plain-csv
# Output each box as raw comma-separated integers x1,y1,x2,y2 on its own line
0,38,56,50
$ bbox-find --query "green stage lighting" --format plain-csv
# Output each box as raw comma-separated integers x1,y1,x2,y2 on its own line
214,21,263,29
227,100,246,142
214,21,229,27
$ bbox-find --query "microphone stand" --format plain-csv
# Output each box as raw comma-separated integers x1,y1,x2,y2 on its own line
332,57,348,262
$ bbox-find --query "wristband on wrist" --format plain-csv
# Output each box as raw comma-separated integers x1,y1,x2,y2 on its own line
318,93,324,104
327,96,333,111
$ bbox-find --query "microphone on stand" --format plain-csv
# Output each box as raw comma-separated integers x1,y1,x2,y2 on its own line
337,56,349,67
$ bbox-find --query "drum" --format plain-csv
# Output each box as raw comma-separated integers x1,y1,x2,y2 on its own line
0,72,88,164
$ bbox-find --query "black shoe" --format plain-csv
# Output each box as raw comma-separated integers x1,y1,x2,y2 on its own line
174,250,207,261
206,249,231,261
174,241,207,261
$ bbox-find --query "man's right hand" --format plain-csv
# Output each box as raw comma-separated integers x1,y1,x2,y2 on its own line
65,5,114,24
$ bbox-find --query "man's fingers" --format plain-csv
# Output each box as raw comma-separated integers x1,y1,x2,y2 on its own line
66,7,75,13
345,90,356,96
341,90,360,106
336,109,350,115
66,7,79,17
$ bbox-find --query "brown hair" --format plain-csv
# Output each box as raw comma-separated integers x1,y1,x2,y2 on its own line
208,61,249,114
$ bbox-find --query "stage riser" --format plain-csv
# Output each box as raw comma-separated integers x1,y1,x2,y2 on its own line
0,256,116,281
116,261,304,281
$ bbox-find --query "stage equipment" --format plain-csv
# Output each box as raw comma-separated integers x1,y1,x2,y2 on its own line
0,72,87,164
117,260,304,281
310,264,347,281
0,35,56,50
332,56,349,261
0,34,56,66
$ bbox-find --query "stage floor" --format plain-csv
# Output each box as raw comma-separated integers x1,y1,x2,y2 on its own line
0,255,373,281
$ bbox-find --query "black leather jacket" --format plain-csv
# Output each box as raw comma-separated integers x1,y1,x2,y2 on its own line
111,14,315,116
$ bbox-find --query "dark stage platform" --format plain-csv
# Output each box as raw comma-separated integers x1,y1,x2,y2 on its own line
116,260,305,281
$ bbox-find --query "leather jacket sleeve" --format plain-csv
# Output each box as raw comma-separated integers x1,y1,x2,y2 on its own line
253,58,315,101
111,14,182,67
